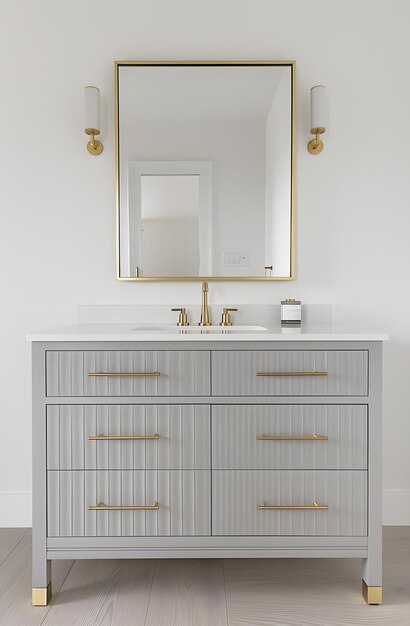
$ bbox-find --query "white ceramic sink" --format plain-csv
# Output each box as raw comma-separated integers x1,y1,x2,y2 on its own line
132,324,268,333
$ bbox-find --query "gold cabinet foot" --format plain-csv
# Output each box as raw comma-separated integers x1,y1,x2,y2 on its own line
362,580,382,605
32,583,52,606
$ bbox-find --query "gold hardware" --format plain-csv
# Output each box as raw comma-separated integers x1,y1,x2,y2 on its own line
89,434,159,441
199,281,212,326
307,127,325,155
115,61,296,282
256,371,328,377
220,307,238,327
32,583,52,606
85,128,103,156
257,501,328,511
172,307,189,326
87,372,160,377
362,580,382,605
257,433,328,441
89,502,159,511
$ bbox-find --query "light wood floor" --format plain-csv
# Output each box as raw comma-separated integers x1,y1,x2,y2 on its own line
0,528,409,625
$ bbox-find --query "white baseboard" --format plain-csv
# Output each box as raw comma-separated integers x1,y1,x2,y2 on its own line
0,493,32,527
0,490,409,528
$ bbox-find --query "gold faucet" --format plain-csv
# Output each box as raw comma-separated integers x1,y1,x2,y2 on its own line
198,281,212,326
220,307,238,326
171,307,189,326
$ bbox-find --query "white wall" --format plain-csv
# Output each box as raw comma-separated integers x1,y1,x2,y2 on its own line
0,0,409,525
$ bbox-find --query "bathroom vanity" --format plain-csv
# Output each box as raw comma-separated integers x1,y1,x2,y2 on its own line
28,324,386,605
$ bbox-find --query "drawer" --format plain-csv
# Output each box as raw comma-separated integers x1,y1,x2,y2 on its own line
47,470,210,537
47,405,210,470
212,350,368,396
46,350,210,397
212,405,367,470
212,470,367,536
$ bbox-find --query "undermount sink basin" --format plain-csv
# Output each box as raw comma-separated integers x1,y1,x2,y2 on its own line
132,324,268,333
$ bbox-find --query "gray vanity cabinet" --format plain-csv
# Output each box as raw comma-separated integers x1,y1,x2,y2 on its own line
31,340,383,606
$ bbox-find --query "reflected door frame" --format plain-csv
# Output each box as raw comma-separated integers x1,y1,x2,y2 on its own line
125,160,212,277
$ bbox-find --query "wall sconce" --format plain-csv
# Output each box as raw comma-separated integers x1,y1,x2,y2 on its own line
84,86,103,155
308,85,327,155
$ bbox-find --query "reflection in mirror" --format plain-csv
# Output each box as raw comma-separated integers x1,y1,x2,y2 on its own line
116,62,294,280
141,175,200,277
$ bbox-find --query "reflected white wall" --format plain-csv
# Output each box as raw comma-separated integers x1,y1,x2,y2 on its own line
121,119,265,276
265,69,292,277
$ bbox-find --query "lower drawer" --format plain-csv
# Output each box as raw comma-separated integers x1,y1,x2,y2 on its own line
212,470,367,536
47,470,210,537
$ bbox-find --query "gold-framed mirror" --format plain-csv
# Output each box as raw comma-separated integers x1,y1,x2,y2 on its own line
115,61,295,281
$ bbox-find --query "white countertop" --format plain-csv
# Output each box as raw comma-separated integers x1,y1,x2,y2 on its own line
26,323,389,342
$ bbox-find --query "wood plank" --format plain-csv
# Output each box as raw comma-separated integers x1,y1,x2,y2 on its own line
0,528,27,566
145,559,228,626
43,558,156,625
223,548,410,626
0,527,408,625
0,530,73,626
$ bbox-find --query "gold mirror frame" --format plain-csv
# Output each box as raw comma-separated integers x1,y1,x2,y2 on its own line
115,60,295,281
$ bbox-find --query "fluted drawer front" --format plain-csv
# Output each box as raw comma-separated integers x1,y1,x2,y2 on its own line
212,405,367,470
212,350,368,396
212,470,367,536
46,350,210,397
47,405,210,470
47,470,210,537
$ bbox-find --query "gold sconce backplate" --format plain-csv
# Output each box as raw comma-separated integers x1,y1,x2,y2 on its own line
85,128,103,155
308,137,324,154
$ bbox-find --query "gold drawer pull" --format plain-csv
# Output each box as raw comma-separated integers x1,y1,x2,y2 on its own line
256,371,327,377
89,501,159,511
257,501,328,511
89,434,160,441
88,372,160,377
257,433,328,441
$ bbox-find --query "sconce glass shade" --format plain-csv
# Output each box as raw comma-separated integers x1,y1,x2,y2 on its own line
84,86,100,132
310,85,327,133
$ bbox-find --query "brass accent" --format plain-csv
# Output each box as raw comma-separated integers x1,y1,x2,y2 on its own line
85,127,103,156
32,583,52,606
172,307,189,326
256,371,328,377
308,126,325,155
362,580,382,605
257,501,328,511
87,372,160,377
257,433,328,441
198,281,212,326
89,501,159,511
115,60,296,281
220,308,238,327
89,434,159,441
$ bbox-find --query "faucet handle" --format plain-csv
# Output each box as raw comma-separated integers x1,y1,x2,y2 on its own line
171,307,189,327
220,308,238,327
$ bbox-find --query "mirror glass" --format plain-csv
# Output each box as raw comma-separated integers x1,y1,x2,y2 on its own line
116,62,294,280
141,175,200,276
